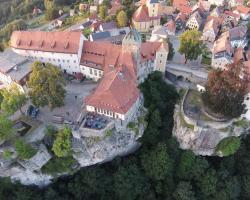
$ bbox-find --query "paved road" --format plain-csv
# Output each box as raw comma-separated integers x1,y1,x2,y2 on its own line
66,18,88,31
167,62,208,79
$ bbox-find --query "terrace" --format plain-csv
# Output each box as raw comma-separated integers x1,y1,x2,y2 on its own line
83,113,110,130
182,89,229,125
76,113,115,138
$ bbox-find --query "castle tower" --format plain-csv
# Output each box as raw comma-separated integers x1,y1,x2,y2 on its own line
146,0,159,18
122,29,142,63
155,40,169,73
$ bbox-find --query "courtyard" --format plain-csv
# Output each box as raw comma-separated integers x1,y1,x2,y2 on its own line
37,81,98,127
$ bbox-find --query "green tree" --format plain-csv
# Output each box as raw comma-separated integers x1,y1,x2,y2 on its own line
116,10,128,27
178,30,205,64
141,143,172,180
114,164,149,200
242,175,250,199
27,62,66,110
199,169,218,198
44,0,58,20
52,127,72,157
0,84,27,115
15,139,36,160
176,150,196,180
99,5,107,20
0,115,15,141
173,181,196,200
216,137,241,156
167,39,175,60
202,62,249,118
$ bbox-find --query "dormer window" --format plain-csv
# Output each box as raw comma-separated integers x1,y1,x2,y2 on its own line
17,39,21,46
39,40,44,48
51,41,56,48
64,41,69,49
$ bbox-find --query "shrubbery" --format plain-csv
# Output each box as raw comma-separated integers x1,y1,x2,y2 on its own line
216,137,241,156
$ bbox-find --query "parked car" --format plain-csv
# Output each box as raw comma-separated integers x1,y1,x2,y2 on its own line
31,108,39,118
26,105,34,116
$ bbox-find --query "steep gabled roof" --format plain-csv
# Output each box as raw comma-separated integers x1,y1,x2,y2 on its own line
11,31,82,54
85,65,139,114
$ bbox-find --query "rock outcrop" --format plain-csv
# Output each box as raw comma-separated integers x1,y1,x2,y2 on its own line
173,105,250,156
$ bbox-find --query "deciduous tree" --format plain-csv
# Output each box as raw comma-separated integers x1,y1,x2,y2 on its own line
202,62,249,118
99,5,107,20
178,30,205,64
173,181,196,200
116,10,128,27
27,62,66,110
141,143,172,180
52,127,72,157
0,115,15,141
0,84,27,115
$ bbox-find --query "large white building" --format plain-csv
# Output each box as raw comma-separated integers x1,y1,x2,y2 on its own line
11,29,169,125
11,31,86,75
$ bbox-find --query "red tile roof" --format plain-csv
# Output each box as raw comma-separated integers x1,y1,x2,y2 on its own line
173,0,189,8
133,4,160,22
213,32,232,55
81,40,166,114
11,31,82,54
85,65,139,114
235,5,250,15
164,20,176,33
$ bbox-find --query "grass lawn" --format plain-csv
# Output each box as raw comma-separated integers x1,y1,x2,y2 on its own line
201,55,211,66
27,14,47,29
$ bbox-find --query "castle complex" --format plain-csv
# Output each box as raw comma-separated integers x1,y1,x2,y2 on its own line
10,29,169,125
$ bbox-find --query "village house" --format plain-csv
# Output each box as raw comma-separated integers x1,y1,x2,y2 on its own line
186,11,203,30
175,13,188,30
89,26,130,44
202,18,220,43
228,0,244,8
173,0,192,16
207,0,226,6
233,5,250,20
192,0,211,17
150,26,169,41
229,25,248,48
164,20,176,36
132,0,161,32
210,6,224,17
51,13,69,28
108,0,124,16
79,3,89,12
212,32,233,69
0,49,32,92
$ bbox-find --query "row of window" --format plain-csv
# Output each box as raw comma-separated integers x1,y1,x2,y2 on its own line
96,108,119,118
26,50,74,57
89,68,102,77
25,55,77,63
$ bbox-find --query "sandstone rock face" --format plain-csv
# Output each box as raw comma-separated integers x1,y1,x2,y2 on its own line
2,107,147,187
173,105,250,156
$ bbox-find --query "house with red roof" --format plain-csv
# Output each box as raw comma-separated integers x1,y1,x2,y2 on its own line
233,5,250,20
132,0,161,32
186,11,203,30
10,31,86,75
212,32,234,69
202,18,220,43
